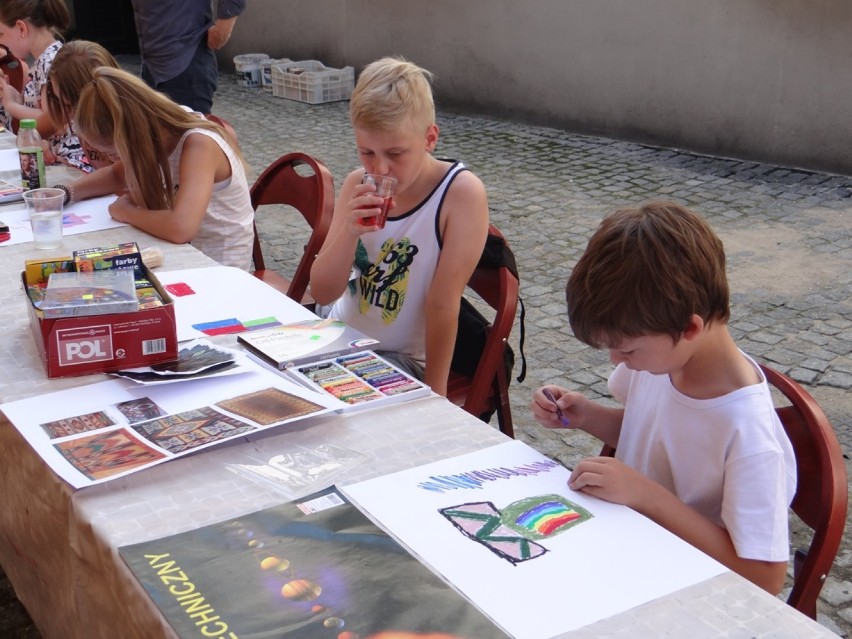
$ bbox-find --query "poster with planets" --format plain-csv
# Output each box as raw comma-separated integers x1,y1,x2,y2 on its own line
340,439,728,639
119,486,508,639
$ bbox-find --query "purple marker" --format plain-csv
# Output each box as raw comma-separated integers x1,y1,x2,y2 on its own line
541,388,570,427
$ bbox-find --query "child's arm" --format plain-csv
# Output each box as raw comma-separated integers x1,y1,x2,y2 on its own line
531,386,624,447
106,133,221,243
0,83,58,137
310,170,379,305
567,457,787,594
422,171,489,395
69,161,128,201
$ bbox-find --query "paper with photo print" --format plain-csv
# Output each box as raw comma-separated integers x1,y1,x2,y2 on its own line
0,359,339,489
119,487,507,639
111,339,249,384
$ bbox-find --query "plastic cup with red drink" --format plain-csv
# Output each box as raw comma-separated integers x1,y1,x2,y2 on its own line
358,174,397,229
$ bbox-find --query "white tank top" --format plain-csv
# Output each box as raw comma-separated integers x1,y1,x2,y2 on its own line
168,128,254,270
330,161,467,365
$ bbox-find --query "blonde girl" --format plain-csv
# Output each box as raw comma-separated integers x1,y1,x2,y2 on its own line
69,66,254,270
45,40,119,170
0,0,90,171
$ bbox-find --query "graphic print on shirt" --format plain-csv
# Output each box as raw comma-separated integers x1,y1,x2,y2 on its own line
350,236,420,323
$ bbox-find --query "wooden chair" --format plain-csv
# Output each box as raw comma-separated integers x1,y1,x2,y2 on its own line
759,364,848,619
203,113,240,152
0,45,25,133
249,152,335,307
599,364,847,619
446,224,519,438
0,46,24,93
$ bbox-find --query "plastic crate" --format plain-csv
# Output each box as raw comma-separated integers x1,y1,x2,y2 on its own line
271,60,355,104
260,58,291,91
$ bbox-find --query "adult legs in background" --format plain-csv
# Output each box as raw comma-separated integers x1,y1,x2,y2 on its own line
141,42,217,114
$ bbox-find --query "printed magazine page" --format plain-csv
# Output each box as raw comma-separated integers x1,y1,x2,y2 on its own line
120,486,508,638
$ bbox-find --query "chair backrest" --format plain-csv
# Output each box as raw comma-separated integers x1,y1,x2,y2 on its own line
203,113,240,152
0,51,24,93
0,45,25,133
759,364,848,619
599,364,847,618
455,224,520,433
249,152,335,303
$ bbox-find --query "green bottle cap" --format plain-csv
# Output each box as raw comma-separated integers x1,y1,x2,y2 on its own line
20,119,36,129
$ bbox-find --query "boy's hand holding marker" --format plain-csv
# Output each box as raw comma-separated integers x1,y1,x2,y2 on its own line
540,387,571,427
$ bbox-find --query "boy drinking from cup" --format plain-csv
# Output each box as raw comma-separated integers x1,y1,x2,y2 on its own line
531,201,796,594
311,57,489,395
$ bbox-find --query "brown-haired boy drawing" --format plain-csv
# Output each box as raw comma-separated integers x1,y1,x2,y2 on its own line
532,201,796,593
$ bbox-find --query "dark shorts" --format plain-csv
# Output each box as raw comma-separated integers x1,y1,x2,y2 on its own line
141,40,217,113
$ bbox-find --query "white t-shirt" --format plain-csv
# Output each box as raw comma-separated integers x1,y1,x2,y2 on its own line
609,355,796,562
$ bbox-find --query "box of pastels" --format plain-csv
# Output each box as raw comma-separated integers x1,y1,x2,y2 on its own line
286,350,431,411
22,247,178,378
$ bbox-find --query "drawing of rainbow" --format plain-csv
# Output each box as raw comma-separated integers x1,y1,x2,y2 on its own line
502,494,593,539
515,501,581,535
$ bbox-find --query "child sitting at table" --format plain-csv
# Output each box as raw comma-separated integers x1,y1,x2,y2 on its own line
44,40,119,170
64,66,254,270
309,57,489,395
0,0,90,171
531,201,796,594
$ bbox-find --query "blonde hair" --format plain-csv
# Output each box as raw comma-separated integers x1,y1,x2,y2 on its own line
46,40,119,128
350,57,435,133
75,67,241,211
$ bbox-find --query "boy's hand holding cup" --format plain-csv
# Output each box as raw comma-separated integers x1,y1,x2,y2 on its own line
358,174,397,229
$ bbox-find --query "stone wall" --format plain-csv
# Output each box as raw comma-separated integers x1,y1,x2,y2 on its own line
221,0,852,176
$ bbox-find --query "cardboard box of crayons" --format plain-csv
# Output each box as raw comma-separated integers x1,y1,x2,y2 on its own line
22,255,178,379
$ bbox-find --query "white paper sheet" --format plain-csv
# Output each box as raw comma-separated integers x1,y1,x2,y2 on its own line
0,194,124,246
0,357,338,489
155,266,317,342
0,148,19,172
341,440,727,639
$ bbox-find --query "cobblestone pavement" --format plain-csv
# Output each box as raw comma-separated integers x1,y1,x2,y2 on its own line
2,62,851,637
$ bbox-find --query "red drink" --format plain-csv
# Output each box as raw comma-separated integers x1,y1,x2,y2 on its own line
358,196,393,229
358,174,397,229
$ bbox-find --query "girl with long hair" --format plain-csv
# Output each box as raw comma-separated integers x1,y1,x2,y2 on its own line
45,40,119,170
68,66,254,269
0,0,90,170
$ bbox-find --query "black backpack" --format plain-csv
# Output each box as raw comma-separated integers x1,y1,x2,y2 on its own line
450,232,526,419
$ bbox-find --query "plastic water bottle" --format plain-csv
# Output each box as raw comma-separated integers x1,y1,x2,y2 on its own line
17,118,46,190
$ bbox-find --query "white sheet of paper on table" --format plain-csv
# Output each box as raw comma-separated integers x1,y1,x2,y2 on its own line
154,266,317,342
341,439,728,639
0,148,20,172
0,194,123,246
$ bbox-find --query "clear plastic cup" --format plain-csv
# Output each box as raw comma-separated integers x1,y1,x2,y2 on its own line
358,174,397,229
23,187,64,250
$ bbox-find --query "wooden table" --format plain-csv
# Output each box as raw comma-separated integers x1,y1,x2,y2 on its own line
0,224,838,638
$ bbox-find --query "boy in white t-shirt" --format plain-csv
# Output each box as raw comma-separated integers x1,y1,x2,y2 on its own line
531,201,796,594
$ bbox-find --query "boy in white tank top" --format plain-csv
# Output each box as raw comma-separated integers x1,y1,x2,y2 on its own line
310,57,489,395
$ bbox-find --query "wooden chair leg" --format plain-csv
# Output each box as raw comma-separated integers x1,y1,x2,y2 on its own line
495,366,514,438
